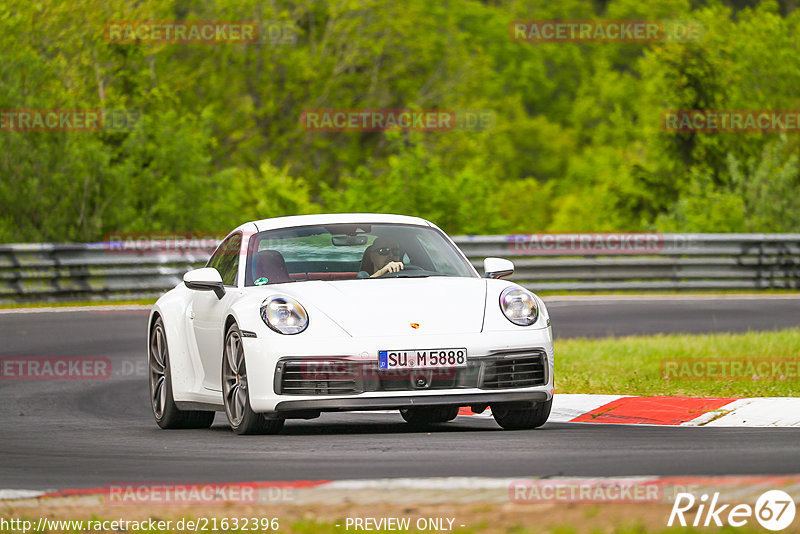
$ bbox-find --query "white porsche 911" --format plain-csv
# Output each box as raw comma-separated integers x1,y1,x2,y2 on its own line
148,213,554,434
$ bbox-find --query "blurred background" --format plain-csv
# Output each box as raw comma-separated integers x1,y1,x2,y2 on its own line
1,0,799,242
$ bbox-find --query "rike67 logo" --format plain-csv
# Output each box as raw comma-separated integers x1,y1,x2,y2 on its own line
668,490,796,531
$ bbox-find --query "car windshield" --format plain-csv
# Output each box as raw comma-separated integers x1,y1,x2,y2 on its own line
244,223,476,286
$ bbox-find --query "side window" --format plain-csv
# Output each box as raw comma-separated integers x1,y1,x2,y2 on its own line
207,233,241,286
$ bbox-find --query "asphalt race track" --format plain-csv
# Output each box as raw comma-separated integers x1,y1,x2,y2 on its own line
1,297,799,490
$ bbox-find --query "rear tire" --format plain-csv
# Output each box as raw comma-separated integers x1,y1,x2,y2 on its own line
400,406,459,426
492,399,552,430
222,323,285,435
149,317,215,429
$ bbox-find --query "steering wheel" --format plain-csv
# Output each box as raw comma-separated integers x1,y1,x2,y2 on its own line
375,264,428,278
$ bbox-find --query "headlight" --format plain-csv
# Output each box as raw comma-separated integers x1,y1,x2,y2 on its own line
499,287,538,326
260,296,308,334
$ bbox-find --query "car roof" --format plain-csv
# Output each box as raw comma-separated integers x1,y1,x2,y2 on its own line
239,213,435,233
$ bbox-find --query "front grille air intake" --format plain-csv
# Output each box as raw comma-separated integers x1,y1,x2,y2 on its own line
480,351,547,389
277,360,361,395
275,350,548,395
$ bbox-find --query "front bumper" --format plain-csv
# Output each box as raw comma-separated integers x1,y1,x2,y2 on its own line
242,326,554,414
274,390,550,415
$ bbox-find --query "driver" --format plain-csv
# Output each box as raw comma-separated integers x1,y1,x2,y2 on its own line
359,238,405,277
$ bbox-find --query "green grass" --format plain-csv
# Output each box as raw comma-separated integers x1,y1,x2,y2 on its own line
557,328,800,397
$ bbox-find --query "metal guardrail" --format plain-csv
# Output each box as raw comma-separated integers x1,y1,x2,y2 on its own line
1,234,799,303
0,243,212,303
459,233,800,292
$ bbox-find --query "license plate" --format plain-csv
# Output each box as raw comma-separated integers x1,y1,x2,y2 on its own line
378,348,467,370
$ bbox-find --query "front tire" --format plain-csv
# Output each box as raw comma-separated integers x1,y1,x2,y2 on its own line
492,399,552,430
149,317,215,429
222,324,284,435
400,406,460,426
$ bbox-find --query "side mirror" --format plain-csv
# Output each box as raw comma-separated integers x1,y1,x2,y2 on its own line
184,267,225,299
483,257,514,279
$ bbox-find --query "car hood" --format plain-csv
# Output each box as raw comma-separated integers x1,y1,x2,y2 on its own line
281,277,487,337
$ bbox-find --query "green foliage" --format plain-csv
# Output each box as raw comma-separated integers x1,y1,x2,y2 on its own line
321,133,507,235
1,0,799,241
657,137,800,231
215,162,316,227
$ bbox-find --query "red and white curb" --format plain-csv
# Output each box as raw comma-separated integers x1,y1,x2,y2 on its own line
457,394,800,427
